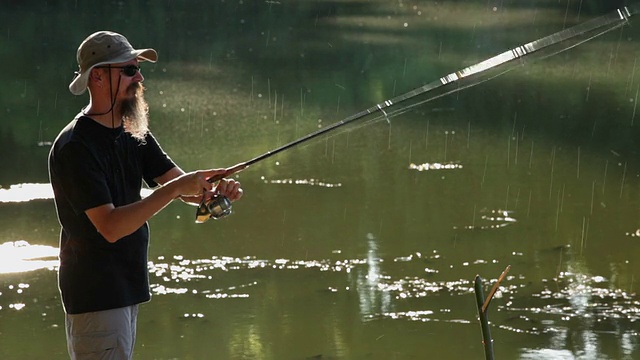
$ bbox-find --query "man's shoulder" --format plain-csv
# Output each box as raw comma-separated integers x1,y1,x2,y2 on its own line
51,116,77,147
50,115,98,160
53,115,98,145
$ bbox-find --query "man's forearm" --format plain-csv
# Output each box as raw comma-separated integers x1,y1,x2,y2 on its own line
86,182,180,243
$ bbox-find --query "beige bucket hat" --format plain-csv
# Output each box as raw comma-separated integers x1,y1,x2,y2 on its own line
69,31,158,95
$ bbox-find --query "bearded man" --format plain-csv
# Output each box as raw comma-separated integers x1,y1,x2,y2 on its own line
48,31,243,360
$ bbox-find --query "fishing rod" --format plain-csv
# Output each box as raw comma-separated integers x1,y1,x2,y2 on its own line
196,4,639,223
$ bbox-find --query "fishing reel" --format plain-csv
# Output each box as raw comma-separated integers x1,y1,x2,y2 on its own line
195,195,232,223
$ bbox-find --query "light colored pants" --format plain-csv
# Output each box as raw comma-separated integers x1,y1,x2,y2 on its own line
65,305,139,360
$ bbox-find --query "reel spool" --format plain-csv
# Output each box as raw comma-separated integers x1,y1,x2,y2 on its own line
195,195,232,223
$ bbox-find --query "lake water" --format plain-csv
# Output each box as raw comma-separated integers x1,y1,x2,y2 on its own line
1,1,639,359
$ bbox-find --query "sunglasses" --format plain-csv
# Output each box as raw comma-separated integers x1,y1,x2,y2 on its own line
96,64,141,77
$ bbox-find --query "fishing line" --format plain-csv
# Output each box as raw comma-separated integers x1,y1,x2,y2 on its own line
196,4,639,223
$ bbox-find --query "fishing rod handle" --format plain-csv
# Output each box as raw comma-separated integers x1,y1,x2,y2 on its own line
206,162,248,183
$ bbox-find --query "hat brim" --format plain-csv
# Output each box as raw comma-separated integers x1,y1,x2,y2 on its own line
68,48,157,95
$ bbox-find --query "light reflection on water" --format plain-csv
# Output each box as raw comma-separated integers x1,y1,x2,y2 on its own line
408,161,463,172
144,245,640,342
0,240,58,274
356,233,392,317
0,183,153,203
1,242,638,357
0,241,58,314
499,260,640,331
0,183,54,203
457,208,518,230
261,177,342,188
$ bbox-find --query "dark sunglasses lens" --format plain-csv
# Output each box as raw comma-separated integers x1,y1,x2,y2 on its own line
122,66,139,76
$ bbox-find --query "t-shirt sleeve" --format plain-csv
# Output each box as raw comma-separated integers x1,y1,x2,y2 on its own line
141,132,177,187
56,142,113,214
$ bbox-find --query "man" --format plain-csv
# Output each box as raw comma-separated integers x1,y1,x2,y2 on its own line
48,31,243,359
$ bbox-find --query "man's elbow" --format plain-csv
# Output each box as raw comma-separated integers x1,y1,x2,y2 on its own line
97,227,122,243
86,204,123,243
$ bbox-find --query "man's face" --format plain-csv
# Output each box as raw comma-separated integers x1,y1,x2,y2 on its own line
107,60,149,141
106,59,144,102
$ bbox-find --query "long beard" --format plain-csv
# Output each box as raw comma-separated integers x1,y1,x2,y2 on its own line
120,83,149,142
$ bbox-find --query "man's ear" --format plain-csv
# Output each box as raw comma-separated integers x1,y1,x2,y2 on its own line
89,68,104,88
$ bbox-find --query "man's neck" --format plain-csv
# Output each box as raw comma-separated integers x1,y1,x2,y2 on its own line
83,107,123,128
83,100,123,128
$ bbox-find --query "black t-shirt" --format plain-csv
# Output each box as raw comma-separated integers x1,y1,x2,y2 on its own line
48,115,176,314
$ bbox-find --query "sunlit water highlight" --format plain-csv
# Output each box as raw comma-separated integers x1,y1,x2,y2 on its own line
0,241,58,274
0,183,54,203
408,161,463,171
2,242,639,356
261,177,342,187
0,183,153,203
4,240,636,336
456,208,518,230
142,248,640,336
